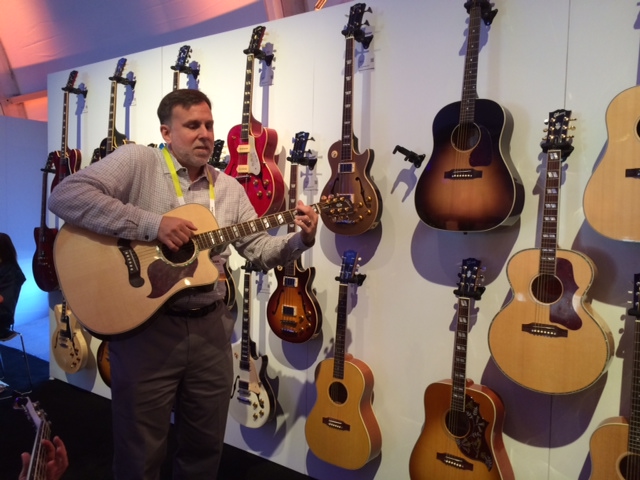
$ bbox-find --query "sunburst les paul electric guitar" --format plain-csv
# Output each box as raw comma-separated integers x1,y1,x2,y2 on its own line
53,197,352,336
409,258,515,480
267,132,322,343
320,3,382,236
51,299,88,374
229,261,275,428
488,109,614,394
588,273,640,479
583,85,640,242
225,26,285,217
414,0,523,233
305,250,382,470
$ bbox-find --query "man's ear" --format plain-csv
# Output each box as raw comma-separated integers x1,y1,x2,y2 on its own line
160,124,171,143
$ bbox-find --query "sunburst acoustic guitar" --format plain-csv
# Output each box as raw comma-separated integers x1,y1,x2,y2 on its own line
488,109,614,394
319,3,382,236
305,249,382,470
583,85,640,242
414,0,524,232
409,258,514,480
588,272,640,479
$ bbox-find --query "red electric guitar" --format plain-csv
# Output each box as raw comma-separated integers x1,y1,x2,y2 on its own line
320,3,382,236
409,258,514,480
226,26,285,217
32,156,59,292
267,132,322,342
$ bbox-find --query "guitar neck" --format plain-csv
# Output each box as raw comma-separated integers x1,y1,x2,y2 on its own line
539,149,562,275
240,54,256,144
58,90,71,182
629,274,640,453
459,3,482,124
332,282,349,379
450,295,472,412
106,80,118,154
27,413,51,480
340,35,356,159
172,71,180,91
239,268,253,371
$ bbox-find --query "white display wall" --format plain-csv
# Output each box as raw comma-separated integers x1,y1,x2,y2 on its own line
46,1,640,478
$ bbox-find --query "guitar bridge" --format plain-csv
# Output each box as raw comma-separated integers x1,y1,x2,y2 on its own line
521,323,568,338
322,417,351,431
436,452,473,471
443,168,483,180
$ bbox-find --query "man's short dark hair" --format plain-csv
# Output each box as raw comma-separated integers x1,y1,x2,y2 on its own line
157,89,212,125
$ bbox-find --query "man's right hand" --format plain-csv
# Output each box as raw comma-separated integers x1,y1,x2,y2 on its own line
157,216,197,251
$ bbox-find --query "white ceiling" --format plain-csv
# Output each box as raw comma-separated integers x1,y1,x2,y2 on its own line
0,0,349,122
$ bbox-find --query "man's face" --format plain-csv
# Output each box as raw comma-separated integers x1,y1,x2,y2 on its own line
160,102,214,175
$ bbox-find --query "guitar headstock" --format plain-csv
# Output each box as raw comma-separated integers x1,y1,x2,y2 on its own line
336,249,366,286
454,258,485,300
629,273,640,318
109,58,127,82
244,26,266,56
62,71,78,92
14,396,47,431
541,108,575,160
172,45,192,73
342,3,373,47
464,0,498,26
287,132,317,169
242,260,265,274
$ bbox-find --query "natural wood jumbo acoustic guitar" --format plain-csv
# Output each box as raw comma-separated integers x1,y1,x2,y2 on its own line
319,3,382,236
225,26,285,217
583,85,640,242
409,258,514,480
229,261,275,428
53,197,352,336
414,0,524,232
267,132,323,343
488,109,614,394
588,272,640,479
305,250,382,470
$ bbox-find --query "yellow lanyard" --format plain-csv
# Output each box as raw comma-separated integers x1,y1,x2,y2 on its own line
162,146,216,216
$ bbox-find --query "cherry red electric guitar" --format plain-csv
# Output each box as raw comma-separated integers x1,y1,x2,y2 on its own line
225,26,285,217
414,0,524,232
320,3,382,236
409,258,514,480
267,132,322,343
32,156,59,292
488,109,614,394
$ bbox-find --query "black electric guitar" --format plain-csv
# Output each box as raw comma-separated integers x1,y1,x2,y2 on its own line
267,132,323,342
14,397,52,480
488,109,614,394
51,299,88,374
305,250,382,469
229,261,276,428
414,0,524,232
588,272,640,479
96,58,135,160
409,258,515,480
320,3,382,236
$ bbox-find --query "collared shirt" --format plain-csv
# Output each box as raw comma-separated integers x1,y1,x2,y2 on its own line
48,143,308,309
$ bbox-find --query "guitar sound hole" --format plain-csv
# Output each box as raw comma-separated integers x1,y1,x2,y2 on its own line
618,452,640,478
451,123,481,152
531,274,563,304
328,382,348,405
160,241,196,265
445,410,470,438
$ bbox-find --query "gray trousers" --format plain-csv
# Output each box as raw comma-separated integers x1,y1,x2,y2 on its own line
109,301,234,480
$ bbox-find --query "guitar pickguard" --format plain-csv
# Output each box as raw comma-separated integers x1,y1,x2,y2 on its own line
452,395,494,471
147,258,198,299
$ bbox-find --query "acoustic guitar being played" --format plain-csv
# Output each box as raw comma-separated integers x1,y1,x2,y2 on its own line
409,258,514,480
488,109,614,394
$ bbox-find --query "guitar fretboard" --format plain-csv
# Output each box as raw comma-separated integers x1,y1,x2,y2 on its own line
539,150,561,275
629,275,640,453
340,36,356,162
106,80,119,155
240,53,256,144
459,3,482,125
239,266,254,371
451,296,471,412
332,282,349,380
